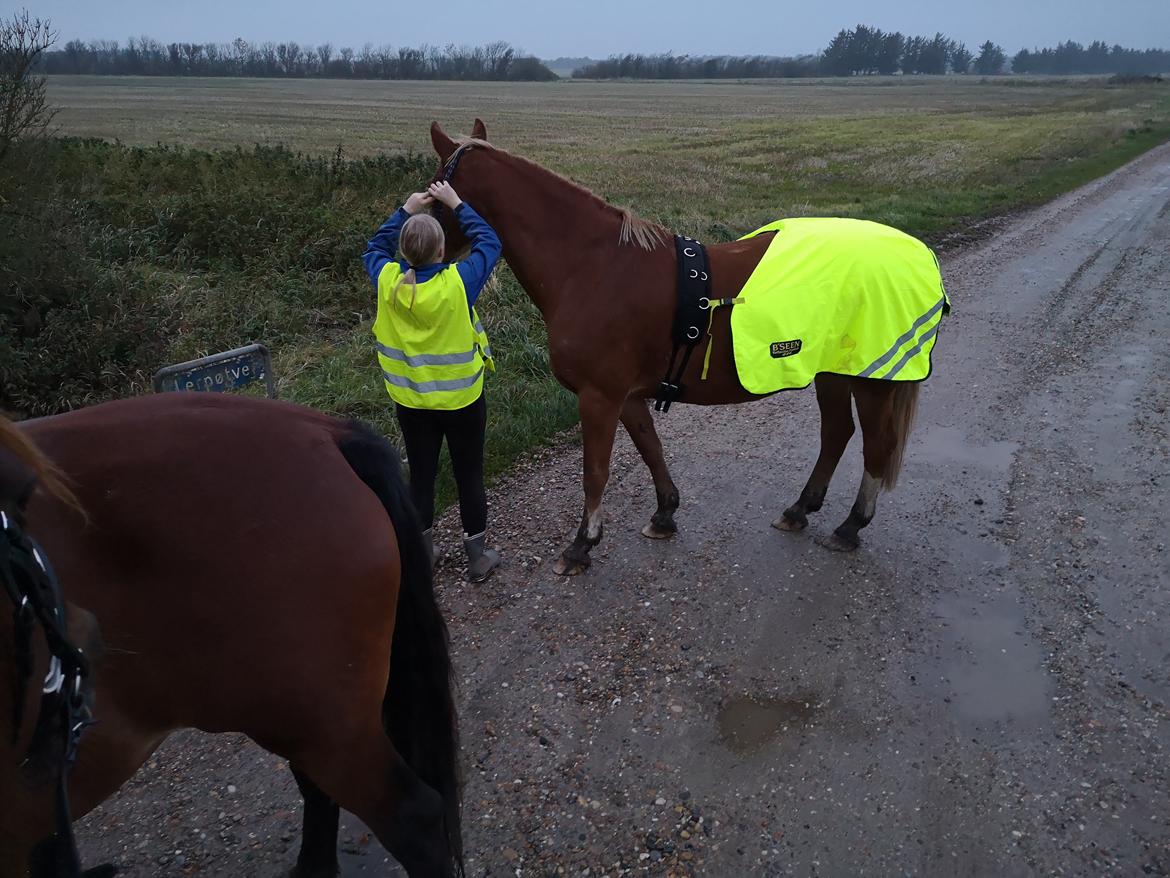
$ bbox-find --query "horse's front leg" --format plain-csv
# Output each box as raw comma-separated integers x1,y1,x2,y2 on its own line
554,389,623,576
620,397,680,539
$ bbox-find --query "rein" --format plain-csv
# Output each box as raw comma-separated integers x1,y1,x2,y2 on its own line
1,507,93,877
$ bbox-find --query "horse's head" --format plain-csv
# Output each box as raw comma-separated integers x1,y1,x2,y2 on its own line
429,119,493,254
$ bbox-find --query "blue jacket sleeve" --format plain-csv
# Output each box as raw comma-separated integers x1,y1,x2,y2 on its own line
362,207,409,287
454,203,502,307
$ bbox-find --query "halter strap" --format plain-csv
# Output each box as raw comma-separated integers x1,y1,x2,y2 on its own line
442,143,474,182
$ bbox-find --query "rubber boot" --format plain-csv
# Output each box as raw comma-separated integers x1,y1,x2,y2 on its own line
463,531,500,583
422,528,439,568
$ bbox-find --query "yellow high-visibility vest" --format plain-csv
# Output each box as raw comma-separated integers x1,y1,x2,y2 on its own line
372,263,494,410
730,218,948,393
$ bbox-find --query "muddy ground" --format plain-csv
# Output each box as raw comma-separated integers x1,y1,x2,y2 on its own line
75,144,1170,876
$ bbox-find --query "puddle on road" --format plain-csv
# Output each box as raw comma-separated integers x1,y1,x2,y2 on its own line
717,695,816,755
936,587,1051,732
907,424,1052,736
913,425,1020,472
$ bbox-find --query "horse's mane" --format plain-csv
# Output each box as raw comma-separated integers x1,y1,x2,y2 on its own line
451,137,668,251
0,417,81,512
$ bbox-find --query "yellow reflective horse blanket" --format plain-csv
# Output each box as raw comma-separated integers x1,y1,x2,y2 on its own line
730,218,949,394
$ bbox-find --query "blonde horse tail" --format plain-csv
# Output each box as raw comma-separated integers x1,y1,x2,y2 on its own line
883,382,920,491
0,416,82,513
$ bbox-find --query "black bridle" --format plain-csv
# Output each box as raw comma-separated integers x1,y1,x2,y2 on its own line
429,143,474,220
2,506,93,876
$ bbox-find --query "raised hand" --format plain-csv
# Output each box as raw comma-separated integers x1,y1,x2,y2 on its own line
404,191,435,214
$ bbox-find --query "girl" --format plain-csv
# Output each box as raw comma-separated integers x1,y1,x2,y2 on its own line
363,180,501,582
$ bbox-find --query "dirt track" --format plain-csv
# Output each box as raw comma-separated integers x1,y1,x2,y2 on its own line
76,143,1170,877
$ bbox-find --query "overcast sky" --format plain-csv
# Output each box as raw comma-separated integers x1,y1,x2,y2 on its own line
17,0,1170,58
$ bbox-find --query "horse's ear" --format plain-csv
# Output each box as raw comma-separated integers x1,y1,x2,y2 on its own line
472,118,488,141
430,122,456,160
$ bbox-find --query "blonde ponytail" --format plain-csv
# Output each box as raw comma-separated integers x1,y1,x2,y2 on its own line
392,268,420,311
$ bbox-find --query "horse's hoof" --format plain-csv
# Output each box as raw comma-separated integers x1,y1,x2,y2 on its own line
554,556,589,576
816,532,858,552
772,515,806,532
641,522,676,540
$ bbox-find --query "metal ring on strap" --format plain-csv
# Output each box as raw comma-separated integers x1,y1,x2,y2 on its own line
699,297,710,310
686,326,701,340
684,247,696,257
690,269,699,278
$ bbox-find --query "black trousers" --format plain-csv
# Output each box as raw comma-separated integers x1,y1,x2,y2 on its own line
395,394,488,536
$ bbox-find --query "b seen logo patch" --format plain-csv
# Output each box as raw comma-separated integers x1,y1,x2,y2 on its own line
770,340,802,358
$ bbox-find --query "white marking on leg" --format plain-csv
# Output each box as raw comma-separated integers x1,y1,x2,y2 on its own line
585,505,604,541
856,471,881,522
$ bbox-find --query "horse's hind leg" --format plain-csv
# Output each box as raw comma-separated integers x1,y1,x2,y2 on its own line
286,766,340,878
297,725,452,878
822,379,897,551
620,397,680,539
774,373,854,532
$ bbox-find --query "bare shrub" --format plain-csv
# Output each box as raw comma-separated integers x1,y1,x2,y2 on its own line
0,10,57,166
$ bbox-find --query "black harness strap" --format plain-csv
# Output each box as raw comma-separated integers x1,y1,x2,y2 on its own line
1,508,94,878
656,235,713,412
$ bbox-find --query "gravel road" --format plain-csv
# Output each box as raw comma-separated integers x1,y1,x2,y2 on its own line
75,143,1170,877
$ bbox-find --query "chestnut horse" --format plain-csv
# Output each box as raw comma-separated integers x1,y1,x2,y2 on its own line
428,120,928,575
1,393,462,878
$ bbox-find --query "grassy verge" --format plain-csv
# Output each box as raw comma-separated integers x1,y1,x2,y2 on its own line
0,139,578,507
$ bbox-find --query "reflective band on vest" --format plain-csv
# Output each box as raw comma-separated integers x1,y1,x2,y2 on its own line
375,342,479,367
382,367,485,394
372,263,494,410
730,218,949,394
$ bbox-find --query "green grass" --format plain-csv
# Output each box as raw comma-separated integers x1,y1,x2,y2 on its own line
9,76,1170,507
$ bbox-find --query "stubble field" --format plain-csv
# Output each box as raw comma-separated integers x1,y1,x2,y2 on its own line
47,74,1170,234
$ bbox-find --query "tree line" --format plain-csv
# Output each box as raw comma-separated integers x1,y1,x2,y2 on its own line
573,31,1010,79
1012,41,1170,75
40,37,558,81
27,23,1170,82
575,25,1168,79
572,53,823,80
821,26,1008,76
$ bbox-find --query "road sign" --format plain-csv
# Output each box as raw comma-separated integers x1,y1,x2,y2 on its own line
152,344,276,398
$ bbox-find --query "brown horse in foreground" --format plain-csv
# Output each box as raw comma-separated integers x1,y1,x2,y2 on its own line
1,393,461,877
429,120,926,575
